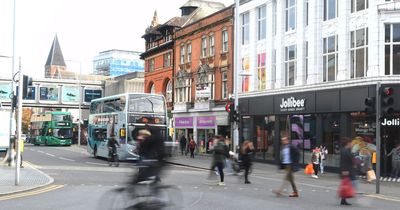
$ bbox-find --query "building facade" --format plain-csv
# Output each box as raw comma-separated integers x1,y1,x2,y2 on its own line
173,5,234,152
237,0,400,175
93,49,144,77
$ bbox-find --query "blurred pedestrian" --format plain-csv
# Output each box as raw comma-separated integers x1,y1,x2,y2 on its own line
179,135,187,156
311,146,321,178
188,138,196,158
241,140,254,184
273,136,300,197
208,135,226,186
339,137,356,206
320,145,328,174
387,142,400,180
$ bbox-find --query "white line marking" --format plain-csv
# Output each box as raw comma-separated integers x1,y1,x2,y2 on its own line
38,151,45,153
59,157,75,162
85,162,107,166
189,192,204,207
46,153,55,157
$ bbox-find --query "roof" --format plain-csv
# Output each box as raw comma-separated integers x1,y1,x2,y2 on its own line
180,0,225,9
45,35,66,67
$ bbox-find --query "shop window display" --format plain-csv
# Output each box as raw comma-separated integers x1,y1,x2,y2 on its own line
321,113,341,167
254,116,275,161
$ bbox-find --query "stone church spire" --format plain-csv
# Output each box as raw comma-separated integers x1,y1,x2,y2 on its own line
151,10,159,27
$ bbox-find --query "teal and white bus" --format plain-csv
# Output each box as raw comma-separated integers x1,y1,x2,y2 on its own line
87,93,167,160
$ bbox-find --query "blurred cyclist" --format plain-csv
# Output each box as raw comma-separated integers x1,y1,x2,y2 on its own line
133,129,166,184
107,134,120,159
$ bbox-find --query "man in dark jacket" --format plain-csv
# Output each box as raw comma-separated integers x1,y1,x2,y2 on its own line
274,136,300,197
179,135,187,156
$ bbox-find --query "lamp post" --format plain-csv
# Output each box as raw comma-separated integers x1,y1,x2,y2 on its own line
66,60,82,146
233,0,240,152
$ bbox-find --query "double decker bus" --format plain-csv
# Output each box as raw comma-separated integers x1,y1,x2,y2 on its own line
87,93,167,160
30,111,73,146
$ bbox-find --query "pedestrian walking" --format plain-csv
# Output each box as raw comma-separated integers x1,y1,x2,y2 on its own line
339,137,357,206
320,145,328,174
188,138,196,158
311,146,321,178
208,135,226,186
387,142,400,180
241,140,254,184
179,135,187,156
273,136,300,197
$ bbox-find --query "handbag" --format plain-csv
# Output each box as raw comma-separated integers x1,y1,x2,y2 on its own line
367,170,376,182
304,163,314,175
338,177,355,199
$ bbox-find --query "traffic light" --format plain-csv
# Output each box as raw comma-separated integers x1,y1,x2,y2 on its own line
364,97,375,113
22,75,32,99
381,87,394,116
229,102,235,123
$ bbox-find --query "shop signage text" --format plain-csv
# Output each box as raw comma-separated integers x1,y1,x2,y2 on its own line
197,116,216,127
175,117,193,127
279,97,306,112
381,118,400,126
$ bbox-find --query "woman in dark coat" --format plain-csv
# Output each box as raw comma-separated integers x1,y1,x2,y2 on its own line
241,140,254,184
340,137,356,206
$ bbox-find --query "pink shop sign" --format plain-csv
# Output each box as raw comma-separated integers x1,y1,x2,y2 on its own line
197,116,216,128
175,117,193,127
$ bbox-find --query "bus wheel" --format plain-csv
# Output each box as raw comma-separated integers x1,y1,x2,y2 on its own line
94,146,98,158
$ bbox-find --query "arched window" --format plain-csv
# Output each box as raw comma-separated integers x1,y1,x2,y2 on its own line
166,80,172,102
150,84,155,94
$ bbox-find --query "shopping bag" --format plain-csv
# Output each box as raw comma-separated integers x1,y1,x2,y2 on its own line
304,163,314,175
338,177,355,198
367,170,376,182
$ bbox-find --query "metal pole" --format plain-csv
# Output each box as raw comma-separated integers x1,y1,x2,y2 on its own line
78,61,82,147
15,57,22,185
376,82,381,194
233,0,240,152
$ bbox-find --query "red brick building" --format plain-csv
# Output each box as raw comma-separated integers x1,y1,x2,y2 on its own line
172,5,234,149
141,0,225,113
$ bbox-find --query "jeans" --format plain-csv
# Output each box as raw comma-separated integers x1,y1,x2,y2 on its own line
320,159,325,173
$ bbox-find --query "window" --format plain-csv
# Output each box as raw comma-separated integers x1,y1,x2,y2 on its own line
180,45,185,64
175,78,191,103
208,74,215,100
324,0,337,21
305,41,308,81
322,35,338,82
221,71,228,99
257,5,266,40
222,30,228,52
350,28,368,78
209,35,215,56
351,0,368,13
285,0,296,31
257,53,266,90
201,37,207,57
241,12,250,44
385,24,400,75
166,80,172,102
149,58,155,72
187,44,192,63
285,45,296,86
273,3,277,35
163,52,171,67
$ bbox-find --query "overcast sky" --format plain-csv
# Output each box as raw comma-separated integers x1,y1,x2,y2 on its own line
0,0,233,78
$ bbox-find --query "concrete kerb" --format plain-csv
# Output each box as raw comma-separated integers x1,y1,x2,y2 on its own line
0,162,54,196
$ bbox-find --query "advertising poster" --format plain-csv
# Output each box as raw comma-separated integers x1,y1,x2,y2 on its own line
62,86,80,103
242,57,250,92
16,86,36,100
257,53,266,90
40,86,59,101
0,82,11,101
84,89,102,103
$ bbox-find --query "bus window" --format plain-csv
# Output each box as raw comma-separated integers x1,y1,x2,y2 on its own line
94,129,107,141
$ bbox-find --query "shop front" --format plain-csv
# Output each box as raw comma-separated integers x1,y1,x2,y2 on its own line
239,84,400,175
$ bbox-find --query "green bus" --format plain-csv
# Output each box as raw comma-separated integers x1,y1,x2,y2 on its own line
30,111,73,146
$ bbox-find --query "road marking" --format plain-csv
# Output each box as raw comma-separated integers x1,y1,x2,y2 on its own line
58,157,75,162
38,150,45,154
24,161,42,169
45,153,55,157
85,161,107,166
365,194,400,203
189,192,204,207
0,185,64,201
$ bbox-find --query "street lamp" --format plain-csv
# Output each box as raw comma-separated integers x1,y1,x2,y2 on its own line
66,60,82,146
233,0,240,152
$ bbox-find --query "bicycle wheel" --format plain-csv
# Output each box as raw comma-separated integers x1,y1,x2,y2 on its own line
154,185,183,210
97,188,131,210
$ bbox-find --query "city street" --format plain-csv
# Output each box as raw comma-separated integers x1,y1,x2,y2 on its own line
0,145,399,209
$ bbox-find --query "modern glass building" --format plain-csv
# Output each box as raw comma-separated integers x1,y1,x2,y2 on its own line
93,49,144,76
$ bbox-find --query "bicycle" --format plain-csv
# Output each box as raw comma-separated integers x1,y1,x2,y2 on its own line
108,146,119,167
97,179,183,210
